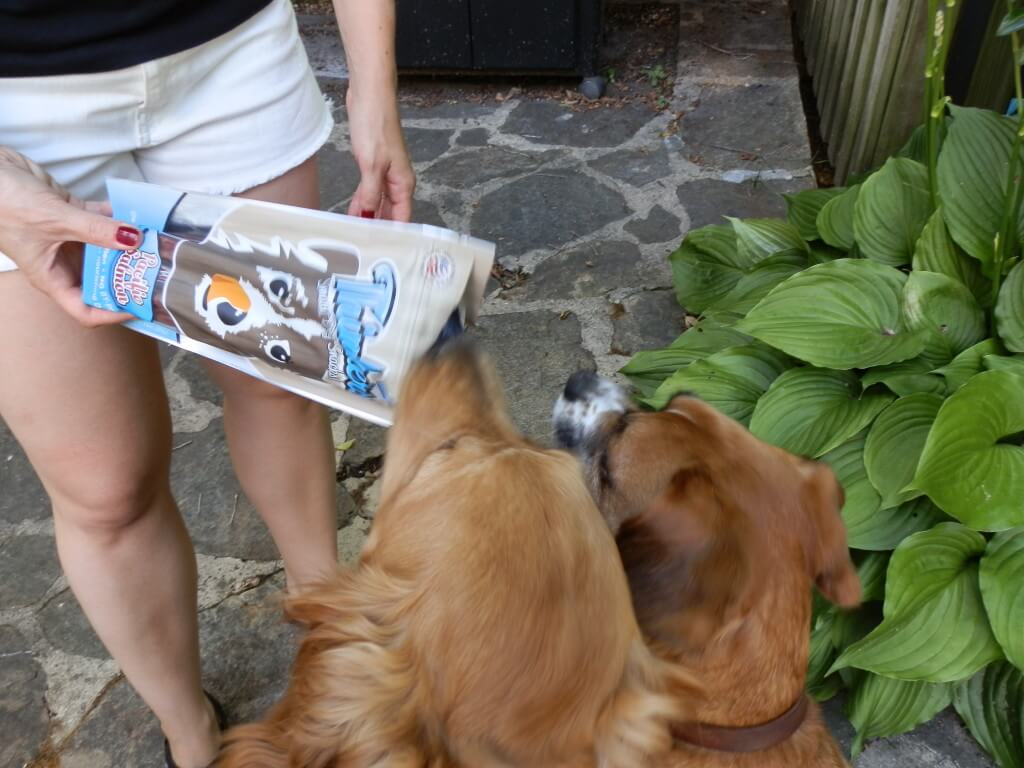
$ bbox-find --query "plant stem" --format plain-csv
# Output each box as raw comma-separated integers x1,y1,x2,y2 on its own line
992,8,1024,307
924,0,951,211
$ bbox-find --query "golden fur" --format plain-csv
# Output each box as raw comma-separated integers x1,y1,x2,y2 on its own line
218,342,698,768
568,394,861,767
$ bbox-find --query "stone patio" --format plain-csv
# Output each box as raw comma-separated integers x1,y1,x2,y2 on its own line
0,2,994,766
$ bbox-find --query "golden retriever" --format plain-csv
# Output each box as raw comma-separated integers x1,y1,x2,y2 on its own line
553,372,861,767
218,342,698,768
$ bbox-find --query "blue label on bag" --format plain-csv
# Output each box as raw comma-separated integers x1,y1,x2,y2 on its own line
81,229,161,321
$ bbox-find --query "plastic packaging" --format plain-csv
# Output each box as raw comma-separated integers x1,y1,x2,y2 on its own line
82,179,495,425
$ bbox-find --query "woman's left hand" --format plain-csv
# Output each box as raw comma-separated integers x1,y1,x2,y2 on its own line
346,87,415,222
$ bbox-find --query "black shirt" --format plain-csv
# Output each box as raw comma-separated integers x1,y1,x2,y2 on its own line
0,0,273,78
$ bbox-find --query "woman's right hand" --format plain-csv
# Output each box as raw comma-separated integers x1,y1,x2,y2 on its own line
0,146,141,326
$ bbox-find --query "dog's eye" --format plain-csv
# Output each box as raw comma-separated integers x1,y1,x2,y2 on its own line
262,338,291,364
256,266,307,311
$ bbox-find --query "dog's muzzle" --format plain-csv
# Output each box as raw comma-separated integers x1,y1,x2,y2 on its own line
553,370,629,450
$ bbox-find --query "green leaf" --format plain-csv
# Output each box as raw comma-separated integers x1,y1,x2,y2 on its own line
912,209,991,307
643,345,792,422
846,674,952,758
728,217,809,265
668,225,745,314
808,606,839,694
864,394,944,507
861,359,947,397
854,157,932,266
953,662,1024,768
903,271,987,366
808,243,847,264
750,368,893,458
832,601,883,649
705,252,807,315
937,105,1024,272
996,261,1024,353
898,124,929,164
737,259,925,370
832,523,1004,682
998,8,1024,36
785,188,846,241
849,495,949,552
816,184,860,250
820,433,880,545
620,319,753,397
913,370,1024,531
935,339,1004,394
856,551,890,602
980,528,1024,670
984,354,1024,376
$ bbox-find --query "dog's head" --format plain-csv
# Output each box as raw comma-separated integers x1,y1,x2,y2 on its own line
553,372,860,653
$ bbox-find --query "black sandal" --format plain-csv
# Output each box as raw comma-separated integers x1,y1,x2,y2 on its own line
164,690,228,768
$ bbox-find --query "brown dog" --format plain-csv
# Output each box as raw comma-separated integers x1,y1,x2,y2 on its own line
553,372,861,767
219,342,698,768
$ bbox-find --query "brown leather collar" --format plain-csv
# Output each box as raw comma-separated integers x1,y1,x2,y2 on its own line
672,695,809,753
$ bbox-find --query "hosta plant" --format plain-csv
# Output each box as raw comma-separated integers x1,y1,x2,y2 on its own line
622,1,1024,762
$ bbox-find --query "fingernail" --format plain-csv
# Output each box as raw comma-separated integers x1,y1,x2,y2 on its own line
116,226,141,247
360,210,376,219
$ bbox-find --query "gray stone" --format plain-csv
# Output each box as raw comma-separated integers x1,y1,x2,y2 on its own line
624,205,683,244
589,145,673,187
611,290,687,356
60,677,164,768
318,142,360,210
679,82,811,171
506,241,657,301
677,177,808,229
0,625,49,768
471,170,630,258
0,533,59,607
413,197,448,228
502,101,655,148
338,419,388,472
470,312,594,443
822,700,994,767
405,127,454,164
39,590,107,661
0,424,49,524
456,127,491,147
423,147,561,188
171,350,222,407
299,16,348,80
400,101,497,121
199,576,298,724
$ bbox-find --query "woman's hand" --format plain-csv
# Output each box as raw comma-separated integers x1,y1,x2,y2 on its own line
332,0,416,222
0,147,139,325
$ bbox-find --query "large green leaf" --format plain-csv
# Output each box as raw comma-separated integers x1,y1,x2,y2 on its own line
820,433,880,546
808,606,839,697
848,496,949,552
727,217,809,265
935,339,1004,394
913,370,1024,530
996,260,1024,353
704,252,807,316
642,344,792,422
985,354,1024,376
864,394,944,507
750,368,893,458
620,318,752,397
817,184,860,250
903,271,987,366
854,157,932,266
953,662,1024,768
980,528,1024,670
669,225,745,314
846,674,952,758
737,259,925,369
860,359,946,396
937,105,1024,272
832,523,1004,682
912,209,991,307
856,551,891,602
785,187,846,241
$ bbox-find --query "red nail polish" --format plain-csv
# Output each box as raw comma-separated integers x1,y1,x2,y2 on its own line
360,210,376,219
116,226,141,247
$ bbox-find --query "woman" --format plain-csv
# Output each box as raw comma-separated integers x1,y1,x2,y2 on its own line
0,1,414,766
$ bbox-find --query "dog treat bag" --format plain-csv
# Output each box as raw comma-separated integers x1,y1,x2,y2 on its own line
82,179,495,426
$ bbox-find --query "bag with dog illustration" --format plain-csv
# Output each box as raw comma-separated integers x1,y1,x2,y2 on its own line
82,179,495,426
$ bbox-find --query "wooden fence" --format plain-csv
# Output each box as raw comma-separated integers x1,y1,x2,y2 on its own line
793,0,1014,184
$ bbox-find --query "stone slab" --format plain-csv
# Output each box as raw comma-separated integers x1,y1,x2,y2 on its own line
423,147,562,188
318,142,361,210
60,678,164,768
39,590,107,661
677,177,808,229
624,205,684,244
0,625,49,768
0,532,59,608
471,169,630,258
470,311,594,444
456,127,491,147
0,424,49,524
404,127,454,164
502,101,655,148
588,144,674,187
611,289,687,356
504,241,659,301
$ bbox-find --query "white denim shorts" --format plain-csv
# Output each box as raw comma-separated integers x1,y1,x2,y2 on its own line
0,0,334,271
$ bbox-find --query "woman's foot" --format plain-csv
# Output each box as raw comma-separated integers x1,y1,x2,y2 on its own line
164,692,226,768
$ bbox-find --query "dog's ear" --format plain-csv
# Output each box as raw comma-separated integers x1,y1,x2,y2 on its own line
616,468,754,650
801,461,861,608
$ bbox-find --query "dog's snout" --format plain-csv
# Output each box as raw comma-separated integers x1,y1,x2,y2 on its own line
563,369,601,402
